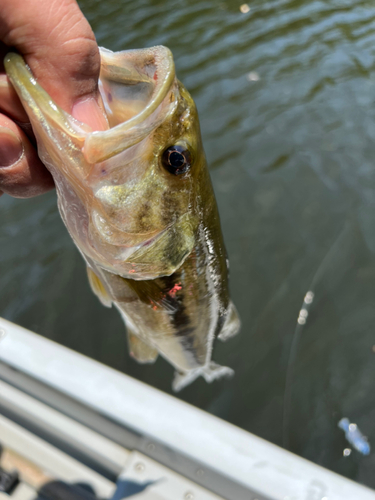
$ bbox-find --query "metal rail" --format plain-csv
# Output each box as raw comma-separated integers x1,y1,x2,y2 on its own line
0,317,374,500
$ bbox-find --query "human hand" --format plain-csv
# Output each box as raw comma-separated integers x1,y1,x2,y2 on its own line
0,0,107,198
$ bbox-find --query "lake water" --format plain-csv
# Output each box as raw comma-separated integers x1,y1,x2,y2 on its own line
2,0,375,489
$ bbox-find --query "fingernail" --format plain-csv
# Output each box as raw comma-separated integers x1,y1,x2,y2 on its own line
0,128,24,168
72,97,109,132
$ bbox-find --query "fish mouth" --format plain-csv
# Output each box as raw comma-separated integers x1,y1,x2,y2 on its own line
83,46,177,164
4,47,176,167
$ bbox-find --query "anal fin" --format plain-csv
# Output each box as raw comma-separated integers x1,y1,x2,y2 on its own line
115,304,159,364
127,331,159,364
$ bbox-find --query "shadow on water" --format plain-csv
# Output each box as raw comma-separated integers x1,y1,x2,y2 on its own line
2,0,375,490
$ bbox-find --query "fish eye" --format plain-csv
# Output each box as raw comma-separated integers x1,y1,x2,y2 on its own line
161,145,192,175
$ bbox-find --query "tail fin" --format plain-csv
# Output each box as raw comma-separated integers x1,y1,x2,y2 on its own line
172,362,234,392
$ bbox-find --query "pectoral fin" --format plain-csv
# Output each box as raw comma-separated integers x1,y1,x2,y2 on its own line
87,267,112,307
127,331,159,364
128,214,196,277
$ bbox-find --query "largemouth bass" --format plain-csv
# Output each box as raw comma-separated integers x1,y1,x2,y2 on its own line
5,47,240,390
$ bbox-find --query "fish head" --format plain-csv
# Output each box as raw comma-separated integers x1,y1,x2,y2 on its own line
5,47,209,279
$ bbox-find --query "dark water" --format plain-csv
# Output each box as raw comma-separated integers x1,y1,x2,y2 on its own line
2,0,375,488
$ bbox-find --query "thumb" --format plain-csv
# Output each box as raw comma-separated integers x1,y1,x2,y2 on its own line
0,0,107,130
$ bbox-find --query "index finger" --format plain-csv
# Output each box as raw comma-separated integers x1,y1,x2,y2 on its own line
0,0,100,113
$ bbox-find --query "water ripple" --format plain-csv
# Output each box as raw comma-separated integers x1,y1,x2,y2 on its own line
6,1,373,489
